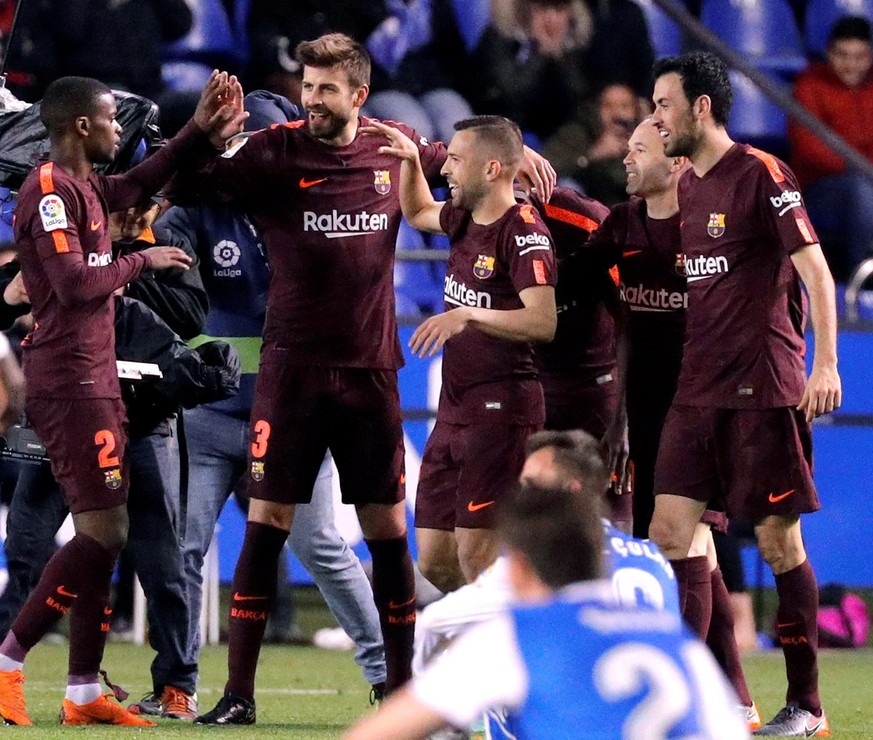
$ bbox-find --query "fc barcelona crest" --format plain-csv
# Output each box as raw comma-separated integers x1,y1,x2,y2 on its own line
104,468,122,490
473,254,495,279
707,213,726,238
374,170,391,195
675,253,687,277
251,461,265,482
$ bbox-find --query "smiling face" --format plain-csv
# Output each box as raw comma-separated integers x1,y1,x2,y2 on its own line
300,65,367,144
651,72,701,159
84,93,122,164
624,120,674,198
440,129,490,212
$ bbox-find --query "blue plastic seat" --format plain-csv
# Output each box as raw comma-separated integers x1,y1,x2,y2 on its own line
805,0,873,57
726,71,787,147
395,220,445,314
701,0,806,76
163,0,237,64
634,0,682,57
452,0,489,53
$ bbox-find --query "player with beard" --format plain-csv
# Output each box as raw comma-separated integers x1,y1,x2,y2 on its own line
649,52,840,737
366,115,556,593
186,34,556,725
1,72,242,727
587,118,761,730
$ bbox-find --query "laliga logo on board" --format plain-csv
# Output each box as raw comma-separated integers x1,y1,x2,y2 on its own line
473,254,495,280
373,170,391,195
707,213,726,238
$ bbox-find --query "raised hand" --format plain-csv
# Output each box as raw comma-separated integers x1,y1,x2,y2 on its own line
193,72,249,149
360,120,421,162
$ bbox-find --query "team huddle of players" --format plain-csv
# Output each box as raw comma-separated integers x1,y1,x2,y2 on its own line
4,28,839,740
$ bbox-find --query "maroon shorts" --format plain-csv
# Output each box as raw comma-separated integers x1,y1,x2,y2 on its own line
247,359,405,506
654,404,819,522
415,420,540,530
544,389,631,522
26,397,129,514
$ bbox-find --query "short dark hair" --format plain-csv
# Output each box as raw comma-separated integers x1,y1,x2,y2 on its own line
295,33,371,88
40,76,112,137
454,115,523,172
829,15,872,45
497,481,604,589
652,51,733,126
524,428,610,496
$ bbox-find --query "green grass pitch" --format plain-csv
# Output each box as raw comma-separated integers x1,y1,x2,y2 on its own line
6,644,873,738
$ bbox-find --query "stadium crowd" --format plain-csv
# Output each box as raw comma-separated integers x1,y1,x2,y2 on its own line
0,0,855,736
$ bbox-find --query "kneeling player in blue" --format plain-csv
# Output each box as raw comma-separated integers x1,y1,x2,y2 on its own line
344,445,747,739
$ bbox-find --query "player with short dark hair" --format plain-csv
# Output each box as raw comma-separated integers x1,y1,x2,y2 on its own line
0,71,243,727
650,51,840,738
187,32,556,726
367,114,557,592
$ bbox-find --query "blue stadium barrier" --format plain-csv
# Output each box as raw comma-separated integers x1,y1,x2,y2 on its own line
700,0,807,77
805,0,873,57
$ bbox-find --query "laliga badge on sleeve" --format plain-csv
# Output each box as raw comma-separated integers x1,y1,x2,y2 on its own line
38,194,68,231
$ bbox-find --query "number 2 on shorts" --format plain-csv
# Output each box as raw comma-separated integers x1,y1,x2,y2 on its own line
94,429,120,468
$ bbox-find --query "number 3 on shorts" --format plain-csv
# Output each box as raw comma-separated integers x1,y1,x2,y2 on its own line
94,429,120,468
251,419,271,459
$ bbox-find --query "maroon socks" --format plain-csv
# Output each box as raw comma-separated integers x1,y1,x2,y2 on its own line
671,555,713,638
775,559,821,714
366,536,416,693
707,566,752,706
225,522,288,699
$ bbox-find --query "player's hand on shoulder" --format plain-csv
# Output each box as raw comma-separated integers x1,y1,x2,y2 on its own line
409,309,471,358
193,71,249,149
360,121,420,162
142,246,193,271
798,363,842,421
518,146,556,203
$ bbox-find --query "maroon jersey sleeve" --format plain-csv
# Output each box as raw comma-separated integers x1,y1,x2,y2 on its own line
499,203,557,292
439,200,465,237
747,147,819,256
538,186,610,258
27,168,147,307
98,120,213,212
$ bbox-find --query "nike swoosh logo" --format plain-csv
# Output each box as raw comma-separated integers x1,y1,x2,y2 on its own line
233,593,268,601
57,585,77,598
388,596,415,609
805,716,827,735
104,606,113,616
768,489,796,503
90,220,101,231
299,177,327,189
467,500,495,512
622,249,642,257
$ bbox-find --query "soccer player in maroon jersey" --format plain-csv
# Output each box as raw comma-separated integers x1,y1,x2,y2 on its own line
589,118,762,730
649,52,840,738
0,72,244,727
366,115,557,593
183,35,555,725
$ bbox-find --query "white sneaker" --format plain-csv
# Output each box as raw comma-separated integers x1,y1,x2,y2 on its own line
312,627,355,651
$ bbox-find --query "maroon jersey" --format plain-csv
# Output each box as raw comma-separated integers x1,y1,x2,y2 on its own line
530,187,615,398
437,201,557,425
589,197,686,389
195,118,446,370
14,122,208,399
675,144,813,409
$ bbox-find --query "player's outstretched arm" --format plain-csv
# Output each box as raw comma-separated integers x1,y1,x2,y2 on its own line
791,243,841,421
361,121,445,233
192,71,249,149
